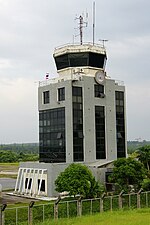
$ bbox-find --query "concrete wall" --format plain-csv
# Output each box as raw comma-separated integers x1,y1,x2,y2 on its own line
20,161,109,197
38,75,126,164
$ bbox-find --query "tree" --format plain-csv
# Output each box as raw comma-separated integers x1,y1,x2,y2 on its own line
141,178,150,191
109,158,146,192
55,163,104,198
0,150,18,162
136,145,150,171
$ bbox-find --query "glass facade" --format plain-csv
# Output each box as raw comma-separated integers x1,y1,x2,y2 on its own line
43,91,49,104
39,107,66,163
58,87,65,101
55,52,106,70
115,91,126,158
95,106,106,159
72,86,84,162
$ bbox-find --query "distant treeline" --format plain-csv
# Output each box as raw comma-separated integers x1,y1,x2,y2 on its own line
0,150,39,163
0,141,150,156
127,140,150,154
0,143,39,154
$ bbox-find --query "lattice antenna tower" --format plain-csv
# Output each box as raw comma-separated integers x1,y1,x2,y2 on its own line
75,11,88,45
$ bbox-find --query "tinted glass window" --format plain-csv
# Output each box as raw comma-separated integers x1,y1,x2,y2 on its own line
94,84,104,97
89,52,105,68
55,54,69,70
43,91,49,104
54,52,106,70
95,106,106,159
39,108,66,163
115,91,126,158
69,53,89,67
72,86,84,162
58,87,65,101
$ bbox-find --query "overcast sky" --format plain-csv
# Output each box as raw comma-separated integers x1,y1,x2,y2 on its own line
0,0,150,143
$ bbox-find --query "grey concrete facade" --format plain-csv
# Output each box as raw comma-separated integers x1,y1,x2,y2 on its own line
14,43,127,197
38,76,126,164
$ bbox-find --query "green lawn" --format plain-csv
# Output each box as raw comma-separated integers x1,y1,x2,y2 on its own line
34,209,150,225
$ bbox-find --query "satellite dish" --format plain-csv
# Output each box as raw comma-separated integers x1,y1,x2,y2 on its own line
95,70,105,84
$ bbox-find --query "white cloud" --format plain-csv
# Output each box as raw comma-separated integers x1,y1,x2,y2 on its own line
0,0,150,142
127,82,150,140
0,78,38,143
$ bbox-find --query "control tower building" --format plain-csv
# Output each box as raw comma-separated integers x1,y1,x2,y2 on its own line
14,42,127,198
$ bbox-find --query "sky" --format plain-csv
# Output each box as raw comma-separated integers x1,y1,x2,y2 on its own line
0,0,150,143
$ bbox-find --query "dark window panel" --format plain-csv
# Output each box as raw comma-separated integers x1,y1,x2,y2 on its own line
89,52,106,68
39,107,66,163
94,84,104,97
72,87,84,162
38,179,45,192
54,52,106,70
69,53,89,67
25,178,32,190
95,106,106,159
43,91,50,104
115,91,126,158
72,86,82,97
55,54,69,70
58,87,65,101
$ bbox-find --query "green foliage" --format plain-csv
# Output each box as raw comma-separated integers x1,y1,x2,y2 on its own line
0,150,38,163
0,143,39,154
136,145,150,171
0,150,18,162
109,158,146,192
55,163,104,198
4,193,150,224
17,152,39,162
141,179,150,191
127,141,150,154
17,208,150,225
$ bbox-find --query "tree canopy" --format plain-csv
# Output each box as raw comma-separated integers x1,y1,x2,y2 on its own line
109,157,146,192
55,163,104,198
136,145,150,171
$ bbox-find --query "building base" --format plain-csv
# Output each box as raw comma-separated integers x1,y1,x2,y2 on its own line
14,161,114,198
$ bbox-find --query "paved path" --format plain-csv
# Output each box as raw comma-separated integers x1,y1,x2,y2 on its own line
0,178,16,190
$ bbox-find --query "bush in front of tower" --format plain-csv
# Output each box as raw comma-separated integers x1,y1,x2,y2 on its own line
55,163,104,198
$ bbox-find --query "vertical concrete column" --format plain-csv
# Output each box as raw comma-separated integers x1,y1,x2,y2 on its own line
137,188,143,209
119,190,124,209
28,201,35,225
100,193,106,212
54,196,61,220
77,196,82,216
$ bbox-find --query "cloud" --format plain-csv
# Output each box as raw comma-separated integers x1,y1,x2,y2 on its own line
0,78,38,143
127,82,150,140
0,0,149,142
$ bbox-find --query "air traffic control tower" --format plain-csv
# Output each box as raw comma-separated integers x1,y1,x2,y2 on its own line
14,42,127,198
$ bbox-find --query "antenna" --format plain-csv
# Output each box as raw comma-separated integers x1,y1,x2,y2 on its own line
93,2,95,45
99,39,108,48
75,12,88,45
79,15,83,45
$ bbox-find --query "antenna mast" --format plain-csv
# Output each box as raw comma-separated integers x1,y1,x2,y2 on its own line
75,13,88,45
93,2,95,45
99,39,108,48
79,15,84,45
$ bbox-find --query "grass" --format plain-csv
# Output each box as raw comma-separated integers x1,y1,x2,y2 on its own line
33,209,150,225
0,162,19,171
0,174,17,179
0,162,19,179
